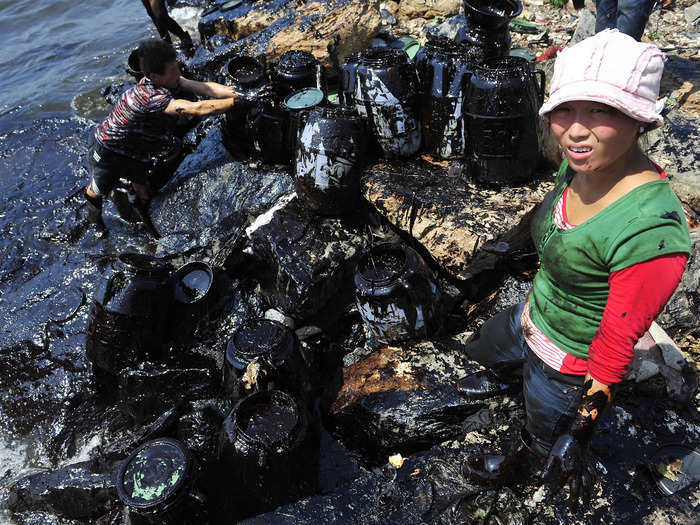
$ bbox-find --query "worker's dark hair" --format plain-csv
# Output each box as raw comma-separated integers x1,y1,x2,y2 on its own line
137,39,177,75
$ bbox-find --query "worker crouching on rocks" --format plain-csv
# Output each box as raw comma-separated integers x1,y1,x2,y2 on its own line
458,29,691,511
85,38,243,234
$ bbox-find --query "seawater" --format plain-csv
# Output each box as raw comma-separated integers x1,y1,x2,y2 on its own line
0,0,201,136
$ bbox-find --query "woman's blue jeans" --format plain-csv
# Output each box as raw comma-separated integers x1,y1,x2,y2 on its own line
594,0,656,41
463,302,586,456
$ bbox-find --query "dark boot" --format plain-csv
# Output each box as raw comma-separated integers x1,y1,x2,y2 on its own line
129,192,160,238
85,193,107,232
456,369,521,400
462,427,544,487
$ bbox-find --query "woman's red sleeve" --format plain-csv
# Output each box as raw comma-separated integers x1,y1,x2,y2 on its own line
587,253,688,385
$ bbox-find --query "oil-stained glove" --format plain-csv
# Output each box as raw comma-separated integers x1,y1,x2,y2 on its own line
541,427,597,512
541,381,609,512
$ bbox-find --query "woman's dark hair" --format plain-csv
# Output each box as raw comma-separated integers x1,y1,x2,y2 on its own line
137,39,177,75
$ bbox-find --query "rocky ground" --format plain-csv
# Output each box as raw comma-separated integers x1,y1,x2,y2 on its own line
0,0,698,524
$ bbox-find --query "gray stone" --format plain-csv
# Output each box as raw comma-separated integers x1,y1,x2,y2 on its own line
685,3,700,29
569,8,596,46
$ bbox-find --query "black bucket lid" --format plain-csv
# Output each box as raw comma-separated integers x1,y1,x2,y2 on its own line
118,253,173,276
651,444,700,496
234,390,301,448
275,50,319,75
284,88,324,110
226,318,295,371
357,243,408,285
117,438,194,513
172,261,213,305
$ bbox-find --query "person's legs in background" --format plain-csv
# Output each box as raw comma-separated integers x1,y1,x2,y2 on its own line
616,0,655,40
594,0,619,33
147,0,193,48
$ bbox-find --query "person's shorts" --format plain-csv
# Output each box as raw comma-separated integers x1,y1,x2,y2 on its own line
88,142,151,196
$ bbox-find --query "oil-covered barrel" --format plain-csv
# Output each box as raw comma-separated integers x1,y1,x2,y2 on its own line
218,390,318,518
347,48,422,158
282,87,325,164
86,253,173,377
223,318,308,401
465,55,545,186
462,0,522,60
354,243,441,344
271,50,325,100
246,102,288,164
295,104,368,215
223,55,271,153
117,438,208,524
415,35,478,159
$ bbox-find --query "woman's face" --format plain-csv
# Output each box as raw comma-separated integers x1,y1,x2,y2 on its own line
549,101,640,175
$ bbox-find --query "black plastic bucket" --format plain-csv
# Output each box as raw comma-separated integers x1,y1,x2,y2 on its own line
465,55,545,186
462,0,522,59
86,253,173,377
223,318,307,401
294,104,368,215
224,55,272,154
282,87,325,164
218,390,318,518
271,50,325,100
117,438,207,524
173,261,214,306
354,243,442,343
415,35,477,159
350,47,422,158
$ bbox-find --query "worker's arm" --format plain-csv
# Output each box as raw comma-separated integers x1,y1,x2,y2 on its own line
163,95,239,117
178,76,238,99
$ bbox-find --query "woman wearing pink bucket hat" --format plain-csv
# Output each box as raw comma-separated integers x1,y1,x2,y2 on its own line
458,30,691,511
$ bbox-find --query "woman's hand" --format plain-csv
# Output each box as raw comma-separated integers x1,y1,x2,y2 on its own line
541,375,611,511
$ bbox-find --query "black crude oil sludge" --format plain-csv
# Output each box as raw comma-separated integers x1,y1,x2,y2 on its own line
223,318,308,400
171,261,215,342
117,438,208,524
86,253,173,377
415,35,478,159
344,47,422,158
465,55,545,185
462,0,523,60
354,243,442,344
295,104,369,216
218,390,318,519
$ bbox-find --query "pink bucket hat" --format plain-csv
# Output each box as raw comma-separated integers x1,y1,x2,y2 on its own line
539,29,665,128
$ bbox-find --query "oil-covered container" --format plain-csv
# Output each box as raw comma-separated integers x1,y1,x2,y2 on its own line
117,438,208,524
415,35,478,159
282,87,325,164
86,253,173,377
462,0,522,60
295,104,368,215
223,318,308,401
465,55,545,185
218,390,318,518
346,47,422,158
223,55,271,153
271,50,325,100
354,243,441,344
245,102,288,164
